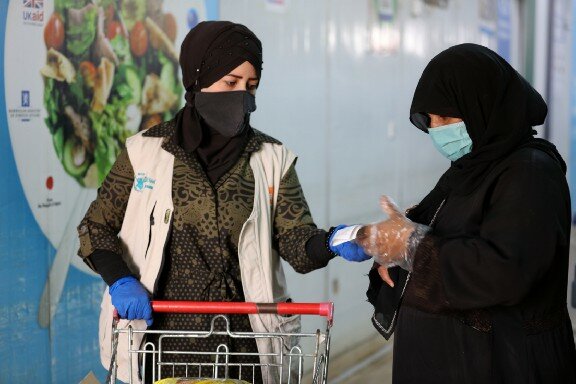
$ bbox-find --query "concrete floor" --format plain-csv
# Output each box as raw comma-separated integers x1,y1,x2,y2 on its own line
324,229,576,384
327,336,393,384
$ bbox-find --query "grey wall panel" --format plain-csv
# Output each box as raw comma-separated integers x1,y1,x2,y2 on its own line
221,0,524,361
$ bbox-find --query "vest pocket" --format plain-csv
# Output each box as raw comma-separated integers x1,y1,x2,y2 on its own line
272,313,302,352
145,202,156,259
271,313,302,382
99,301,113,360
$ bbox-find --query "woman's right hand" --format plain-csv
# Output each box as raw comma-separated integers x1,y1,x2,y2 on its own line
109,276,154,326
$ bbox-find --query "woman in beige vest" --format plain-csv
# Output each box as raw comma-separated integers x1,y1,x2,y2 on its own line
77,21,369,384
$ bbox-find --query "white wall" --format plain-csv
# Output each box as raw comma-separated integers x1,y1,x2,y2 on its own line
547,0,572,160
220,0,521,357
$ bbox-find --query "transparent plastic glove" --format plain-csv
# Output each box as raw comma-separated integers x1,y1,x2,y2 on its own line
355,196,430,271
329,225,372,262
109,276,153,326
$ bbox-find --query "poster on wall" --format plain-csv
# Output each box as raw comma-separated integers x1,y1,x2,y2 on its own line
265,0,289,13
367,0,400,55
423,0,449,8
0,0,217,381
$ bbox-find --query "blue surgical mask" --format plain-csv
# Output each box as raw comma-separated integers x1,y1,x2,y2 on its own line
428,121,472,161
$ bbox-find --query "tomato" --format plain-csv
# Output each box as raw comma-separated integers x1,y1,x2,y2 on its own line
79,61,97,88
130,21,148,57
44,13,65,50
107,21,123,40
104,4,115,22
164,13,177,42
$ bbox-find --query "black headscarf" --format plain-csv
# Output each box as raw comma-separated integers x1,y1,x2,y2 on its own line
408,43,564,209
177,21,263,184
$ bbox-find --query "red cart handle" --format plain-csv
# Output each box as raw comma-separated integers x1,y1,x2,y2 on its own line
151,301,334,324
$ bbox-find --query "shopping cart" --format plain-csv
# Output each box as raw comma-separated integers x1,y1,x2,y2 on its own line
107,301,334,384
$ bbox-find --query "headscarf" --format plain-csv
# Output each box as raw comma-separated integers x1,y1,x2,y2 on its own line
177,21,263,183
408,43,564,211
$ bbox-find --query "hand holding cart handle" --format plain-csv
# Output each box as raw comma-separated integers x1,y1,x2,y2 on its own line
150,301,334,325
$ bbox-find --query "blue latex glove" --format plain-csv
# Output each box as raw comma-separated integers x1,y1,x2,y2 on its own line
109,276,153,326
329,225,372,262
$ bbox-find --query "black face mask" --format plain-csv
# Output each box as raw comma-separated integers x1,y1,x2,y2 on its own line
194,91,257,137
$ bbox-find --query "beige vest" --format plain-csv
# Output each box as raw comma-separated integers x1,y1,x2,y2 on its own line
98,131,298,383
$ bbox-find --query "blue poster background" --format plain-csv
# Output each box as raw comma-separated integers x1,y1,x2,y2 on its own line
0,1,218,382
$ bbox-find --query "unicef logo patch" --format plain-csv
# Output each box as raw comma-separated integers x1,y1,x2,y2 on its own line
133,172,156,192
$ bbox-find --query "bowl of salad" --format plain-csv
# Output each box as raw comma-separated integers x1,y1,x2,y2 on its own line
41,0,183,188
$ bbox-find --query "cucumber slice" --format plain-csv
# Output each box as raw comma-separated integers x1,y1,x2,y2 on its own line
124,66,142,104
160,61,175,93
63,138,90,178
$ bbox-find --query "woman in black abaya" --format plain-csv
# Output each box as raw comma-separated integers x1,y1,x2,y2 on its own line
360,43,576,383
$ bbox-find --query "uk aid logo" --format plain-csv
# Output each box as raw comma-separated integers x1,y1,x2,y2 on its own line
23,0,44,24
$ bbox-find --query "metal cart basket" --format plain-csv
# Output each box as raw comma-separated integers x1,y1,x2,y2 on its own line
107,301,334,384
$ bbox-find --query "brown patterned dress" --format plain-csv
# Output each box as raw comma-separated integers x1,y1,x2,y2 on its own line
78,120,332,383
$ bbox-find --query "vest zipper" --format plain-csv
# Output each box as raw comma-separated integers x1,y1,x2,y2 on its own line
152,209,173,295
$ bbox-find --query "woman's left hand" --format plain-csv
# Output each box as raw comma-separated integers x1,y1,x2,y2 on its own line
356,196,429,271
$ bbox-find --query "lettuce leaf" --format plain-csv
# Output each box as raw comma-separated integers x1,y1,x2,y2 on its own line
89,96,131,183
55,0,91,14
66,6,97,57
110,35,132,64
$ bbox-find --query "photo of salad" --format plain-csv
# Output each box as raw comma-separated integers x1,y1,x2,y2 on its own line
41,0,183,188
